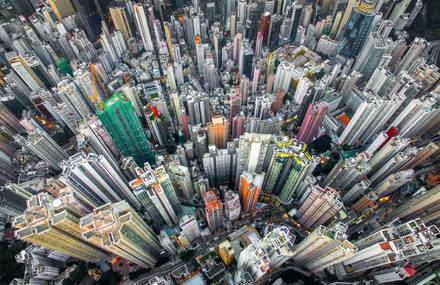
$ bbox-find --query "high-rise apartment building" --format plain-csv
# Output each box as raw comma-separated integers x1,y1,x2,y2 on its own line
15,129,69,171
77,116,121,170
368,136,410,174
14,192,108,262
297,102,329,144
372,169,414,197
207,116,229,149
390,95,440,139
133,3,154,52
166,163,195,201
224,190,241,221
57,78,93,120
235,133,272,186
291,225,356,273
203,191,224,232
338,219,440,278
129,164,179,226
264,138,319,202
187,92,211,125
6,52,45,92
353,33,395,80
80,201,162,268
232,115,246,139
338,90,405,146
109,7,133,43
338,0,376,58
395,37,428,74
202,144,237,186
239,172,264,213
0,187,27,218
179,214,201,242
236,226,296,283
294,77,313,106
323,152,371,192
297,185,343,229
97,92,155,165
387,184,440,224
273,61,293,94
60,152,141,209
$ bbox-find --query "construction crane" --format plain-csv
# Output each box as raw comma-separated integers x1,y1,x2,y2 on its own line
90,63,103,111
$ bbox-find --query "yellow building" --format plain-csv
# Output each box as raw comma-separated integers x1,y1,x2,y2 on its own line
207,116,229,149
48,0,75,21
217,240,235,266
80,201,162,268
109,7,133,42
13,192,108,262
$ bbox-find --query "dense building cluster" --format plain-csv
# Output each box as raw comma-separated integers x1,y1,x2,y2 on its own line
0,0,439,284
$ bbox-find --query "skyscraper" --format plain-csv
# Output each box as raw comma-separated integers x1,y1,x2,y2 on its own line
129,163,179,226
180,214,201,242
323,152,371,193
203,144,237,186
353,32,395,81
297,102,329,144
14,192,109,262
338,0,376,58
232,115,246,139
186,92,211,125
264,138,319,202
239,172,264,213
0,187,26,218
166,164,195,201
77,115,121,170
6,52,45,92
207,116,229,149
297,185,343,229
386,184,440,224
338,90,405,146
60,152,141,209
71,0,102,41
0,103,25,135
109,7,133,43
203,191,223,232
390,95,440,139
80,201,162,268
239,40,254,78
338,219,440,278
395,37,428,74
224,190,241,221
273,61,293,93
235,133,272,186
236,226,296,283
388,0,412,24
294,77,313,105
15,129,69,171
291,225,356,273
57,78,93,120
48,0,76,21
97,92,155,165
133,3,154,52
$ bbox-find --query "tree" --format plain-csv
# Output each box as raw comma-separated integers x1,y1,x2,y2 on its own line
57,58,73,76
97,270,122,285
179,249,195,261
0,242,25,284
310,135,332,153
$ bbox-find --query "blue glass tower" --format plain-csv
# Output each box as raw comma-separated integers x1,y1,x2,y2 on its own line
338,0,376,58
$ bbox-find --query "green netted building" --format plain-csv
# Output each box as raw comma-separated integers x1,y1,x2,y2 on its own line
97,92,155,165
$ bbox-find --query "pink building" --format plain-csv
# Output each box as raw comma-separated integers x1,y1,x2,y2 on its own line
297,102,329,144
